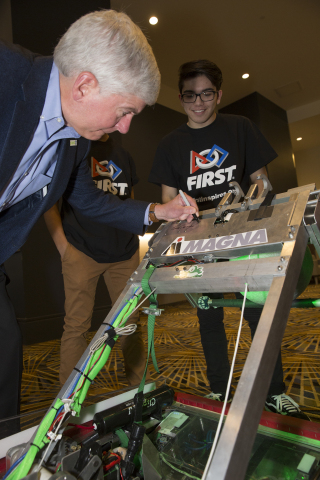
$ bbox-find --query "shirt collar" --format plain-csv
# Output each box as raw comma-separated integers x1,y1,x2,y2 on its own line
40,62,80,139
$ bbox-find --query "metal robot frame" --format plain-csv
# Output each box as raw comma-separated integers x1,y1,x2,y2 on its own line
13,177,320,480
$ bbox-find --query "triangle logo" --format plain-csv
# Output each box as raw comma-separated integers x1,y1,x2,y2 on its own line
190,151,211,174
91,156,108,178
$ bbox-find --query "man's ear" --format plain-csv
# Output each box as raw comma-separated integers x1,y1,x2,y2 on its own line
178,93,185,110
216,90,223,105
72,72,99,101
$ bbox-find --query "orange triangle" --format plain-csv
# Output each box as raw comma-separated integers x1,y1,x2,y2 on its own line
91,156,108,177
190,151,209,174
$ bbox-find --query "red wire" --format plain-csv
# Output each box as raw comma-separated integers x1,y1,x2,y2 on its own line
67,423,94,430
103,452,122,471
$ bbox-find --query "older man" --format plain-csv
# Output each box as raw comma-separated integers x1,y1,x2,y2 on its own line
0,10,197,434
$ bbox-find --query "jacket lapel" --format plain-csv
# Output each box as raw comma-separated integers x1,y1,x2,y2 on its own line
0,56,53,193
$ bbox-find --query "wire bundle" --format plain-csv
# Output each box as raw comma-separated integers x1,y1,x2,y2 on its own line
5,287,143,480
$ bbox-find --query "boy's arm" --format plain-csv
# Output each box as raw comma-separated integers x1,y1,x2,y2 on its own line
44,203,68,258
162,184,178,203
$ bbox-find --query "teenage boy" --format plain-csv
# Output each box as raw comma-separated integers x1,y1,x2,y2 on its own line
149,59,309,419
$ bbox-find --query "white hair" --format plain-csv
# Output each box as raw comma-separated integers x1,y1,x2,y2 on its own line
54,10,160,105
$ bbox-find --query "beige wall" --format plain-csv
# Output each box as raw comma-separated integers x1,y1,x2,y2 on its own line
295,145,320,190
0,0,12,42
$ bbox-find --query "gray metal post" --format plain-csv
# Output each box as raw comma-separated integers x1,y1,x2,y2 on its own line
205,225,309,480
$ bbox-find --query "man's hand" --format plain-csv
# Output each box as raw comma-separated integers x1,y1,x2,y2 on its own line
154,192,199,223
44,203,69,258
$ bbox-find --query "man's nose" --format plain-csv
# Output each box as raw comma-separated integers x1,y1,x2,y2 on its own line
116,114,134,134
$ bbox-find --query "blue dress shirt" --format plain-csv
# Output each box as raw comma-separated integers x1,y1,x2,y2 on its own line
0,63,80,212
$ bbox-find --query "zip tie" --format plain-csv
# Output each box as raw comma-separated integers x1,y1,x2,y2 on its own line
47,431,62,441
73,368,94,384
30,443,40,451
102,322,115,329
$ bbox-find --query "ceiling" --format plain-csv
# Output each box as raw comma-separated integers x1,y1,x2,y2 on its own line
111,0,320,153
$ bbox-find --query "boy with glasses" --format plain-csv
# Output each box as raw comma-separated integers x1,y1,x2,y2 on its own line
149,59,309,420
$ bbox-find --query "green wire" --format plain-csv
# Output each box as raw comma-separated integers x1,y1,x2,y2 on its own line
8,293,141,480
72,295,141,410
8,398,64,480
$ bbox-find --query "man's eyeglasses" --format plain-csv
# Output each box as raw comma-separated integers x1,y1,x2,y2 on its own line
181,90,218,103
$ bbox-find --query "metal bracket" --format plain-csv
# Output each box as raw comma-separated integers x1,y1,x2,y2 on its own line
257,173,273,198
142,308,164,316
215,191,233,216
229,181,244,204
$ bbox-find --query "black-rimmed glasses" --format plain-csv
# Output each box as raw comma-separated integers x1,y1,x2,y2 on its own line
181,90,218,103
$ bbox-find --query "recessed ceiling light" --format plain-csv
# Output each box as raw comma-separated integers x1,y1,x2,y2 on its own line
149,16,158,25
296,137,302,141
242,73,249,79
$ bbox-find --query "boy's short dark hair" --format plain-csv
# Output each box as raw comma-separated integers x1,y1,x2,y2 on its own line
178,60,223,93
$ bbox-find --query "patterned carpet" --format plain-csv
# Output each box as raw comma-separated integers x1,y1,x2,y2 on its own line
20,284,320,430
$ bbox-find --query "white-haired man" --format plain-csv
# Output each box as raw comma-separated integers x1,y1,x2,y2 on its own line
0,10,198,437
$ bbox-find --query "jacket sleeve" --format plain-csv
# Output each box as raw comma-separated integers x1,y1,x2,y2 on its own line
63,156,149,235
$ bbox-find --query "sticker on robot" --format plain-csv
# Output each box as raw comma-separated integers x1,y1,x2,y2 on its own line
162,229,268,256
174,265,204,279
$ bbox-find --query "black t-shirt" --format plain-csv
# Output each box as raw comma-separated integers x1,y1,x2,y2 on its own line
149,113,277,210
61,138,139,263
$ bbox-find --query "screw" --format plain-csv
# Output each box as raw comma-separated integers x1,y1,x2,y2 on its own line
280,257,285,262
241,202,246,207
208,235,212,238
216,234,220,237
149,248,153,252
134,271,138,275
175,267,180,272
277,266,283,271
183,267,187,271
145,253,150,258
289,232,294,239
291,226,295,232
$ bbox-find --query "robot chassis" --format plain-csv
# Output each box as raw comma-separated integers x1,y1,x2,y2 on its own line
6,176,320,480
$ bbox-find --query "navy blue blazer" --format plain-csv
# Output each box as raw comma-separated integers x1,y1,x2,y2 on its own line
0,42,148,265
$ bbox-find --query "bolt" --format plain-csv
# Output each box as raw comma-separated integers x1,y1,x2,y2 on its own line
149,248,153,252
134,271,138,275
280,257,285,262
145,253,150,258
175,267,180,272
183,267,187,271
289,232,294,239
291,226,295,232
277,265,283,271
